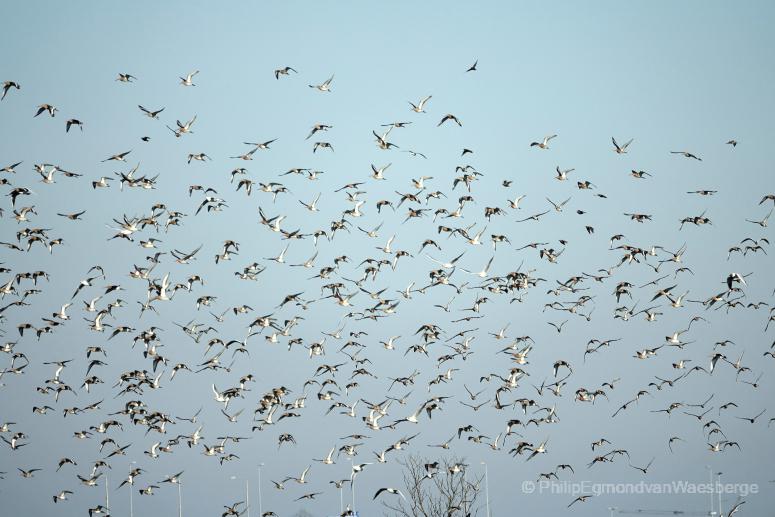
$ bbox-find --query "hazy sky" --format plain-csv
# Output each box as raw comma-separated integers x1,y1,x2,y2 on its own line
1,1,774,516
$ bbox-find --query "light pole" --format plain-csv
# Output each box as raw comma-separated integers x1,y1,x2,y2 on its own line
706,466,715,516
463,465,468,515
257,463,264,517
229,475,248,516
129,461,136,517
178,482,182,517
608,507,618,517
481,461,490,517
350,458,356,513
246,479,250,517
716,472,722,517
105,471,110,514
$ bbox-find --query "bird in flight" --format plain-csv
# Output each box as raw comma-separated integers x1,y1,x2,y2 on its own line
612,136,633,154
530,134,557,149
180,70,199,86
309,74,334,92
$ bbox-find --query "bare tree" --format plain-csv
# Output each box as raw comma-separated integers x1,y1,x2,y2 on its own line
381,454,483,517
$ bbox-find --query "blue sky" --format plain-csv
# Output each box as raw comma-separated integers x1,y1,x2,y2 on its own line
1,1,774,516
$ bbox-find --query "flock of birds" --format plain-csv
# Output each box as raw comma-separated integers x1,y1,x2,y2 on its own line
0,60,772,517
